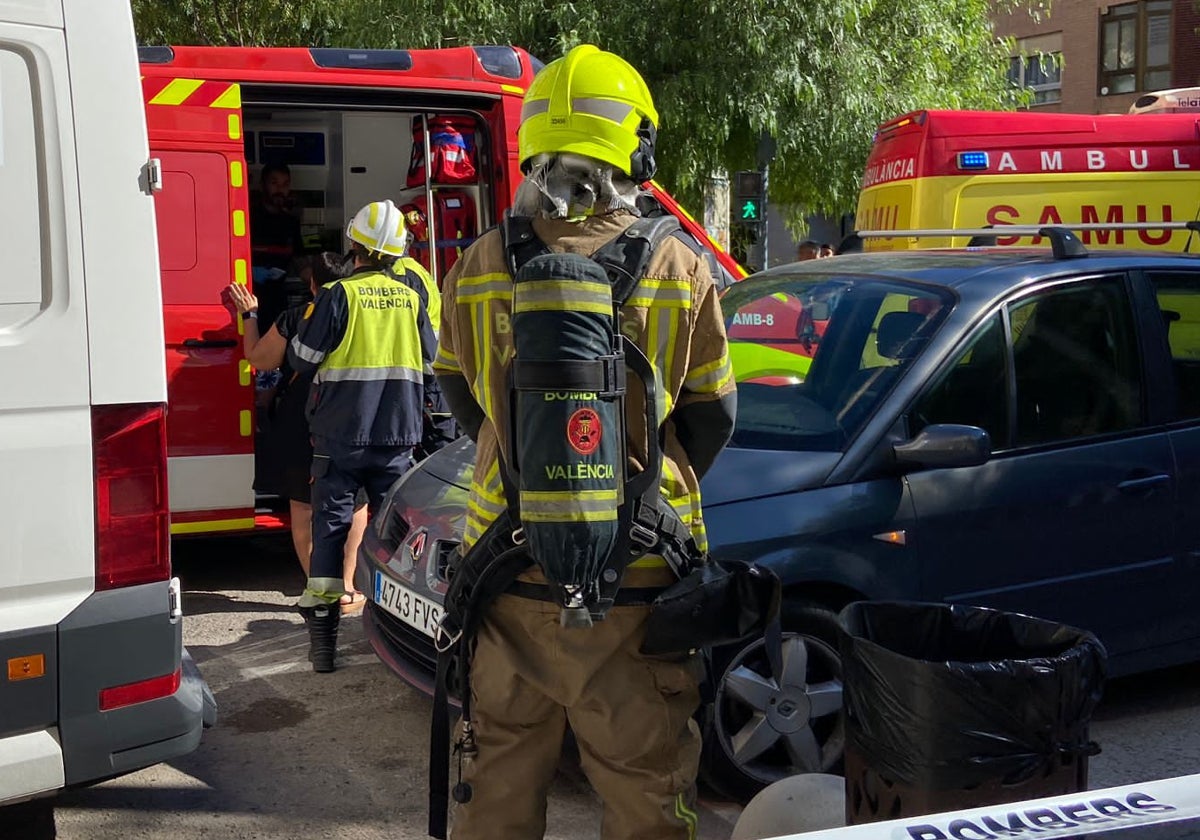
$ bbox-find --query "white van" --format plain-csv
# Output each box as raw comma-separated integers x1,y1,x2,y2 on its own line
0,0,213,813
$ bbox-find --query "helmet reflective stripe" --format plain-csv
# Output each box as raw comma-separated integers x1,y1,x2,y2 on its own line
347,199,409,257
521,95,636,129
520,98,550,122
571,98,635,124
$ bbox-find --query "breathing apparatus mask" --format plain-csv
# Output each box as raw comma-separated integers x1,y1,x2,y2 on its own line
512,153,643,220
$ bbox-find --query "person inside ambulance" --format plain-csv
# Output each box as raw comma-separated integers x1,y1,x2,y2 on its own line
286,200,436,673
251,163,306,326
433,45,736,839
252,163,304,271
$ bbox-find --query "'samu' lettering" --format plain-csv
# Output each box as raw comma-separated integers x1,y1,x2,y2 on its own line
985,203,1175,246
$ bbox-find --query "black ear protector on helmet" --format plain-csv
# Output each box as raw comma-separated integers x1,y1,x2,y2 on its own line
629,117,657,183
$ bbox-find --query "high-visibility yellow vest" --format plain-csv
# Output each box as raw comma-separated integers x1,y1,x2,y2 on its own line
320,272,425,384
399,256,442,334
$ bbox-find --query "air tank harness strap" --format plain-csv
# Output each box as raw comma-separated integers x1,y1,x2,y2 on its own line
428,521,530,840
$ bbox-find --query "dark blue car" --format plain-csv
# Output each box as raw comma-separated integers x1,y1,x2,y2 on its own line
357,236,1200,800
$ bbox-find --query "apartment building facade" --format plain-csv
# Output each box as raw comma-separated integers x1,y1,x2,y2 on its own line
994,0,1200,113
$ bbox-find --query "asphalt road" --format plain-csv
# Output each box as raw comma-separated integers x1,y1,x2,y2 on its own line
42,534,1200,839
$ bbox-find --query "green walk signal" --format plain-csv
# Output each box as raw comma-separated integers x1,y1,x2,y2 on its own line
742,199,760,221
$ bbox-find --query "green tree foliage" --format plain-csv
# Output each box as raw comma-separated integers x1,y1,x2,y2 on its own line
132,0,1035,216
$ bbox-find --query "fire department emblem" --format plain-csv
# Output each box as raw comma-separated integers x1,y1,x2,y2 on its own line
567,408,602,456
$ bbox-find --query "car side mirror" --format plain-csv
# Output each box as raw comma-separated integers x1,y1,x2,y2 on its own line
893,424,991,470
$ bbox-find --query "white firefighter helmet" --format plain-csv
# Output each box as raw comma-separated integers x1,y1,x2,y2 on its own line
346,199,408,257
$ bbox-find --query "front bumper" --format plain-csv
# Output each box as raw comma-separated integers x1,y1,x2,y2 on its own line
357,525,440,697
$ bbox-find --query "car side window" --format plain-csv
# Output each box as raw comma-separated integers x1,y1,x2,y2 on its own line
1148,272,1200,421
1010,280,1143,446
910,313,1010,447
912,278,1143,450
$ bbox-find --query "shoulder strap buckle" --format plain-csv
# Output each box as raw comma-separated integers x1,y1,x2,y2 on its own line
500,211,547,278
591,214,682,307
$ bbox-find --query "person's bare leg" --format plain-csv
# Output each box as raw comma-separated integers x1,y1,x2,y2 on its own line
289,500,313,578
340,505,369,608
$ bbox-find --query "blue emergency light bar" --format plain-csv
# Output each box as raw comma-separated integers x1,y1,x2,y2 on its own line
957,151,990,170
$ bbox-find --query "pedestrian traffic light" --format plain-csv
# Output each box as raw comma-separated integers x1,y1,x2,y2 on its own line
732,169,767,272
734,170,765,224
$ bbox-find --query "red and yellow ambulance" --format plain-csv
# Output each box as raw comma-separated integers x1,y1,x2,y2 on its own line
855,108,1200,250
139,46,742,537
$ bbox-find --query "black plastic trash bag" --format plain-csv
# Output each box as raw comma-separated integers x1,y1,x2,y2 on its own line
839,601,1107,823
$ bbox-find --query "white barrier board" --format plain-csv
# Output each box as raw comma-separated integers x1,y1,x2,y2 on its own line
766,774,1200,840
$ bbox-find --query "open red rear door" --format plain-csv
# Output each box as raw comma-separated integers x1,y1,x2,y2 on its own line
143,77,258,535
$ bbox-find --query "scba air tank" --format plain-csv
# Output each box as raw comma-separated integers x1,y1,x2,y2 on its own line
511,253,624,624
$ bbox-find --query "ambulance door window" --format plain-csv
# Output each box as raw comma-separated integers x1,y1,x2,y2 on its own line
0,48,44,329
1149,272,1200,420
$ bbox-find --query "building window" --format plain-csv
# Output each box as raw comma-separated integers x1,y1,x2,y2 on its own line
1099,0,1172,95
1008,51,1063,105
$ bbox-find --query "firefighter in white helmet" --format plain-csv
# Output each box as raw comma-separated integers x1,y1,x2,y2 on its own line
287,199,436,672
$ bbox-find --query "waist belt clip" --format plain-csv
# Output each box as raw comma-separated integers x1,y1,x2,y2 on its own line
629,522,658,554
511,527,527,546
434,616,463,654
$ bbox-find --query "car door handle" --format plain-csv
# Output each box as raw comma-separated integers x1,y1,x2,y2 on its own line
182,338,238,348
1117,474,1171,494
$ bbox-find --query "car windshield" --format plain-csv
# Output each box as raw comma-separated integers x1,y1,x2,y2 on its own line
722,272,954,452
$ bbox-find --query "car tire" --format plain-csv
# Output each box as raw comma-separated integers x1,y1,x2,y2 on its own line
700,600,845,804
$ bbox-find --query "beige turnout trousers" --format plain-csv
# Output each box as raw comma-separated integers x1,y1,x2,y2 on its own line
451,572,704,840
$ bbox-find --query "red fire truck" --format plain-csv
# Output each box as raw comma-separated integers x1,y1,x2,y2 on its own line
139,46,744,537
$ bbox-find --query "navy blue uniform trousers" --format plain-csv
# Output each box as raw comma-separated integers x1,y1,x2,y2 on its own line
309,436,415,582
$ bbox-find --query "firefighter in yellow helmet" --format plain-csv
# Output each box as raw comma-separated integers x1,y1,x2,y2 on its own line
287,199,436,672
433,46,736,838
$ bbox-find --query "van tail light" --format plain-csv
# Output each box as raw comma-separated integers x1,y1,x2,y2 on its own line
92,403,171,591
99,666,181,711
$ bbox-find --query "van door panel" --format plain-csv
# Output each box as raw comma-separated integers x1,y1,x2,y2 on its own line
0,24,95,631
